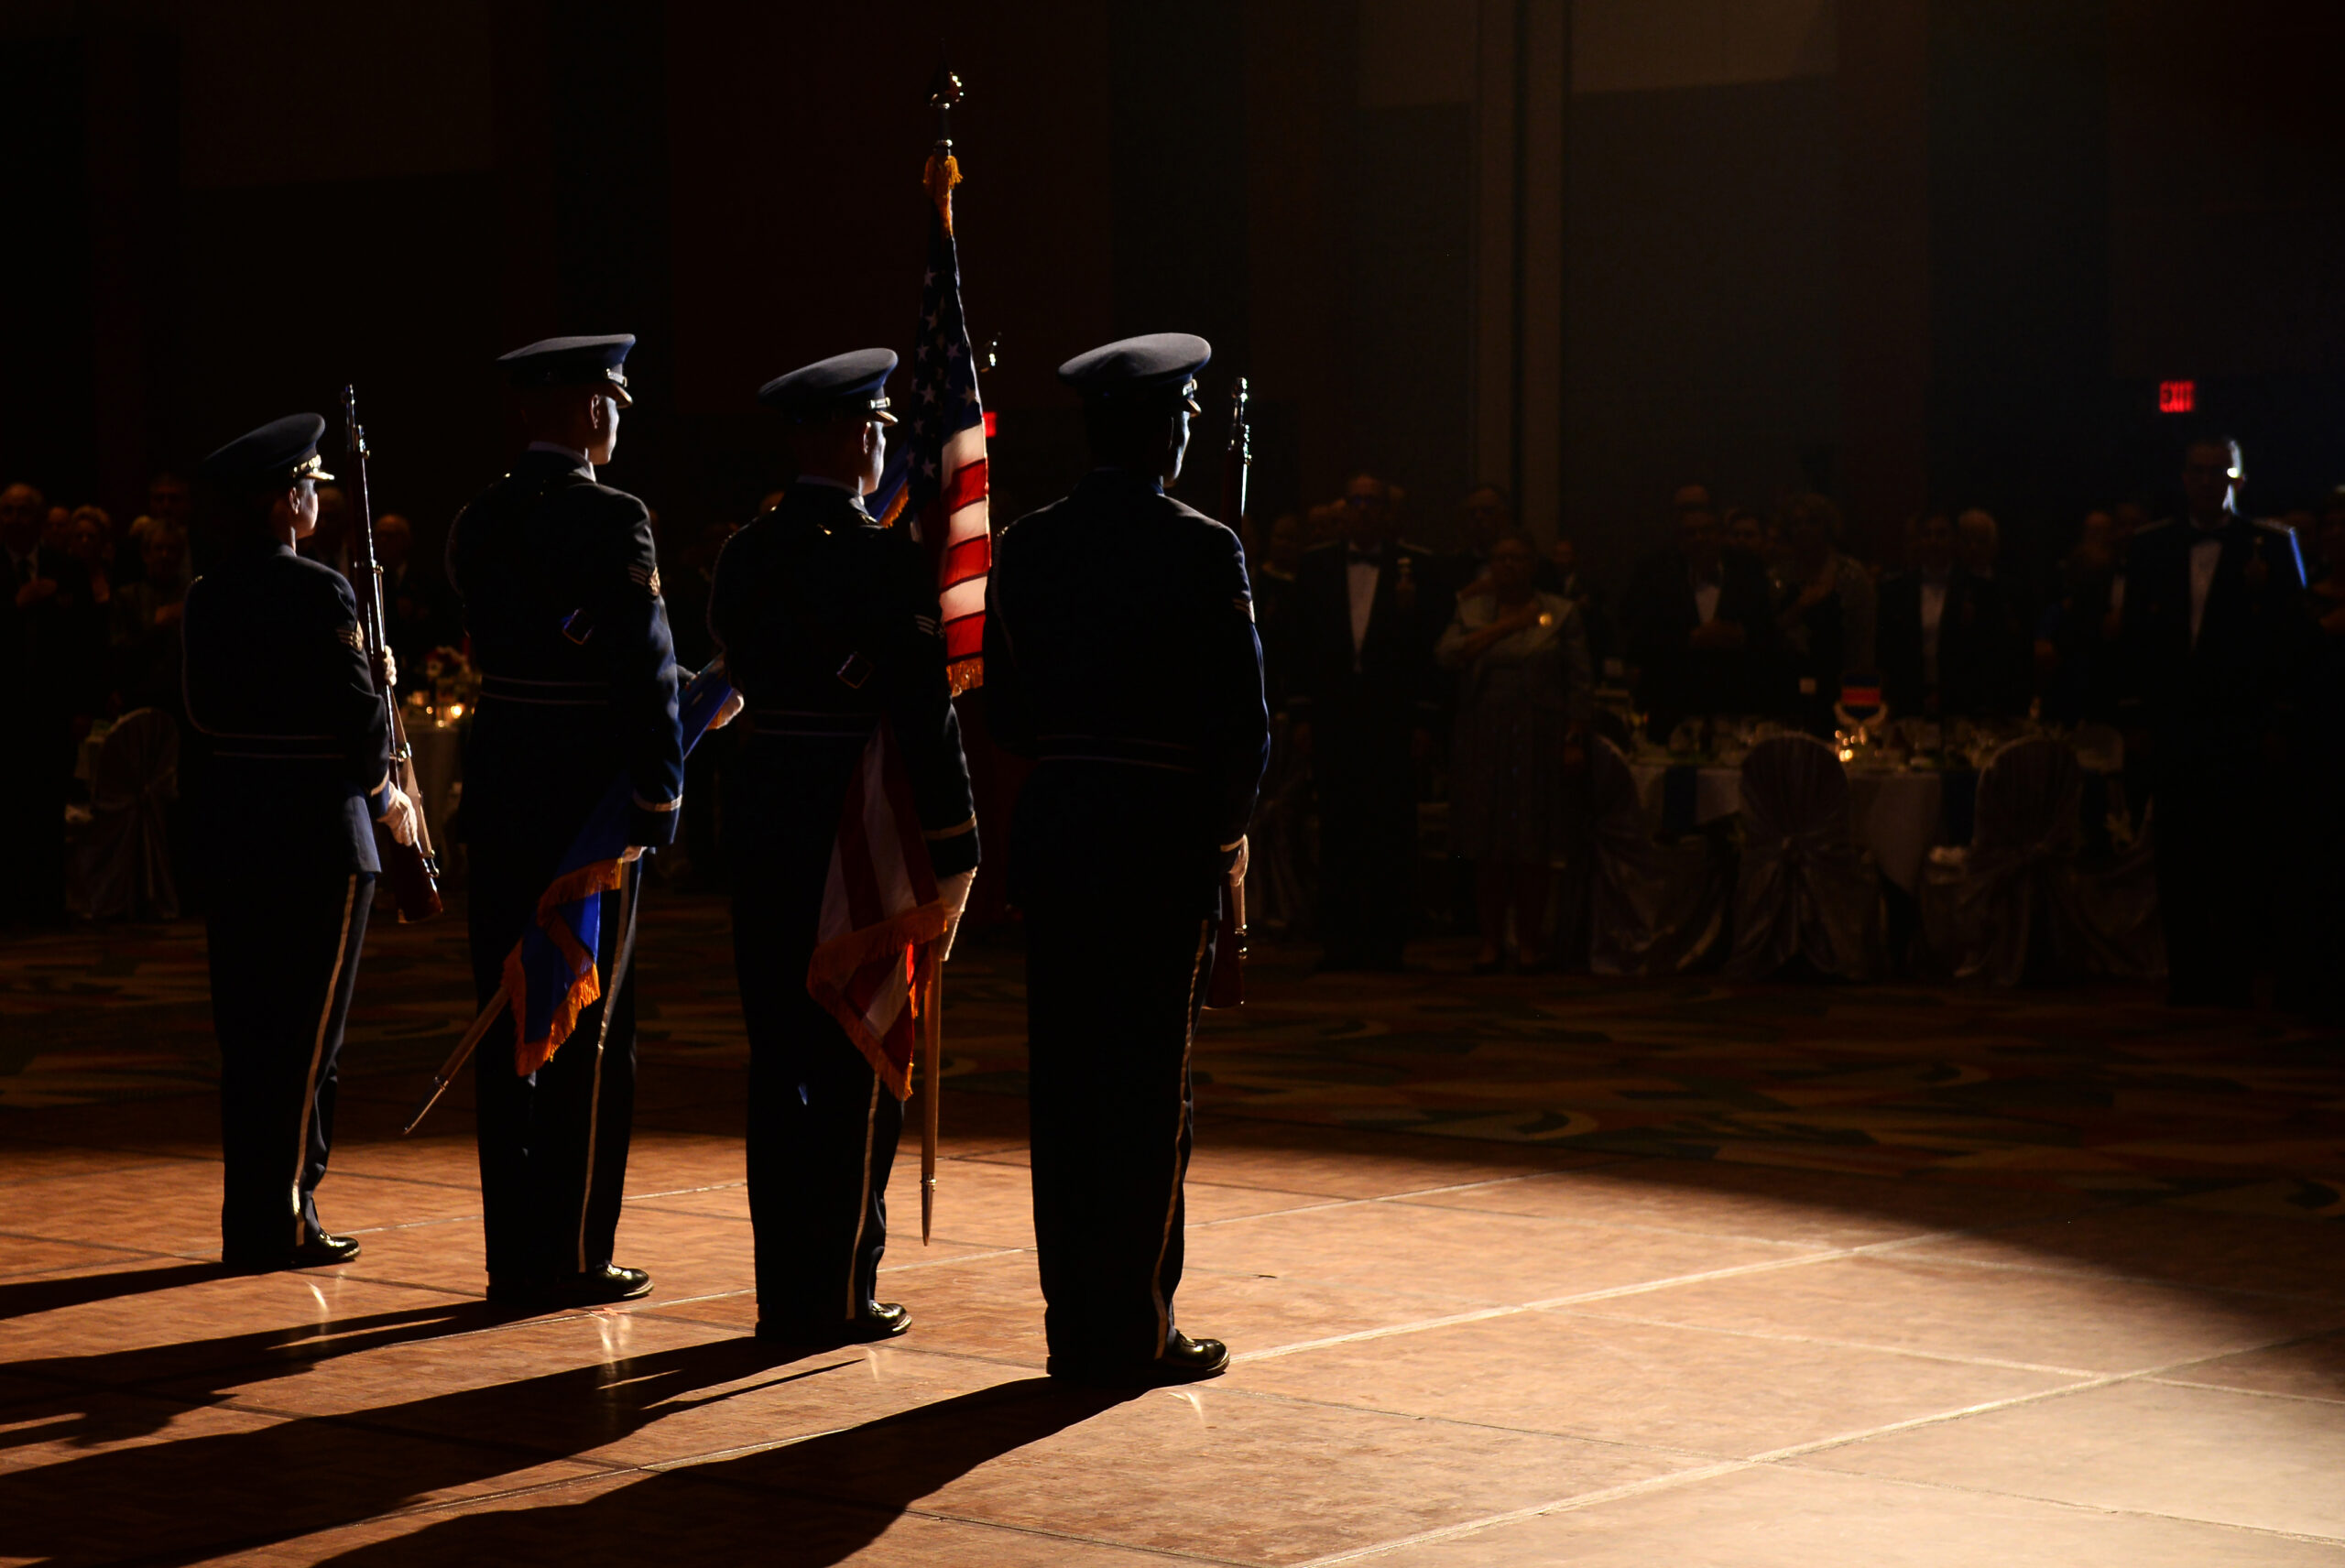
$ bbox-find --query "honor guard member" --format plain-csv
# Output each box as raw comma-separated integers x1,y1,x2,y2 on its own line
447,334,685,1305
983,333,1270,1385
708,349,979,1343
183,414,420,1269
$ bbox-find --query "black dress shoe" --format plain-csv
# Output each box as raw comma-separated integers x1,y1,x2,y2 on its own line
560,1265,653,1304
224,1232,363,1271
756,1301,911,1345
1050,1331,1230,1388
488,1265,653,1309
290,1232,362,1267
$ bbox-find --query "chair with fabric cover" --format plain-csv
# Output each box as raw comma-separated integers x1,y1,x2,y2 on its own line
1917,735,2163,984
1577,736,1728,975
1917,735,2078,984
1726,733,1882,980
65,707,180,921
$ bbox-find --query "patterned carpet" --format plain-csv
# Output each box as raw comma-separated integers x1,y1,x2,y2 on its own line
4,888,2340,1217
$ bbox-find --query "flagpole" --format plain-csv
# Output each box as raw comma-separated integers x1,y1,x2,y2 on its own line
920,942,943,1245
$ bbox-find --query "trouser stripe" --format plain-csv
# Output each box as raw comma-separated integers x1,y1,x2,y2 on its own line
845,1075,880,1319
291,874,359,1250
1148,920,1211,1356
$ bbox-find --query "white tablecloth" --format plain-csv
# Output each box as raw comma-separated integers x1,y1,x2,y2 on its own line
1628,763,1947,893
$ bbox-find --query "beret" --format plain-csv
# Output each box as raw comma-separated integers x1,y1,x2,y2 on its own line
199,413,333,491
498,333,636,406
1057,332,1212,399
758,348,899,425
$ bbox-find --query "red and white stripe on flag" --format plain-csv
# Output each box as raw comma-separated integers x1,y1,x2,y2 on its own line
933,421,990,688
804,723,952,1099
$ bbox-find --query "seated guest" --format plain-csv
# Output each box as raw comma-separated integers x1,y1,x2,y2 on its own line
1437,533,1590,972
1877,512,2010,718
1620,485,1779,736
1772,493,1869,732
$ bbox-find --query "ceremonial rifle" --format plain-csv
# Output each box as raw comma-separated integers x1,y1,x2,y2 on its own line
1204,376,1251,1010
344,385,443,922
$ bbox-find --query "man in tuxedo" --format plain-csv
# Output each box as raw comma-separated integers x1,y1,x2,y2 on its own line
1619,485,1779,736
2119,437,2310,1007
1878,512,2013,719
1286,474,1444,970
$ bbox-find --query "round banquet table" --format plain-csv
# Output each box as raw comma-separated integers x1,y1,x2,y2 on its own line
1627,762,1952,894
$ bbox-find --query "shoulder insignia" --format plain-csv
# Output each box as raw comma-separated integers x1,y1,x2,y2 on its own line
1235,595,1255,622
627,562,662,596
913,614,942,638
336,626,365,653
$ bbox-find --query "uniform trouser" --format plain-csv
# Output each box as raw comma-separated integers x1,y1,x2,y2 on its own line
468,839,638,1283
2150,753,2270,1007
736,905,902,1324
1314,716,1419,966
207,870,373,1258
1025,900,1216,1373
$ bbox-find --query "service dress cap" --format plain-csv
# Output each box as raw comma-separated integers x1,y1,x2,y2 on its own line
758,348,900,425
1057,332,1212,410
199,413,334,491
497,333,637,407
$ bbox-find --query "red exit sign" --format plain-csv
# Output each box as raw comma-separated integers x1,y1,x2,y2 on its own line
2158,379,2196,414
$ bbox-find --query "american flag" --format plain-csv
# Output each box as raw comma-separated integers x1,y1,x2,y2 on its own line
804,722,950,1099
872,150,990,694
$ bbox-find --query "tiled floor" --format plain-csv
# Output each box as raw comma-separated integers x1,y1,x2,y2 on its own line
2,906,2341,1563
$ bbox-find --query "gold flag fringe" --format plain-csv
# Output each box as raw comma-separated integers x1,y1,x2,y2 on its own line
945,656,983,697
923,152,962,235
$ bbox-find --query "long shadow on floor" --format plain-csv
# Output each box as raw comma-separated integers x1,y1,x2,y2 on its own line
309,1377,1133,1567
0,1330,1116,1566
0,1260,226,1322
0,1300,518,1449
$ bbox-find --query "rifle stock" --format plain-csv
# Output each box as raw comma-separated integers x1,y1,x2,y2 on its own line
344,385,444,923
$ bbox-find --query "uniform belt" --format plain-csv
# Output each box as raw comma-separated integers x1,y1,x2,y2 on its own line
1035,735,1203,773
208,733,343,762
747,708,880,740
480,673,612,706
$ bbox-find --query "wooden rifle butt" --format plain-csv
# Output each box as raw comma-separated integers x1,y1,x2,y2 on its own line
1205,877,1246,1008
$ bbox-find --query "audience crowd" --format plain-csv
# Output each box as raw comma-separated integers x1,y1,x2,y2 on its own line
8,438,2339,1020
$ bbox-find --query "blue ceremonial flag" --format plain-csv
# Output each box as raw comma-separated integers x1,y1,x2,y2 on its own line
502,660,733,1075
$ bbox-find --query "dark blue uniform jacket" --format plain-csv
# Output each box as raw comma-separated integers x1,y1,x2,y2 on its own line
446,450,684,846
708,482,979,881
983,468,1269,913
182,540,391,877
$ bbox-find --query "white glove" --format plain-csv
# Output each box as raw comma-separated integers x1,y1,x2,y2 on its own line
1222,834,1249,884
376,782,420,847
936,867,976,962
709,690,746,731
